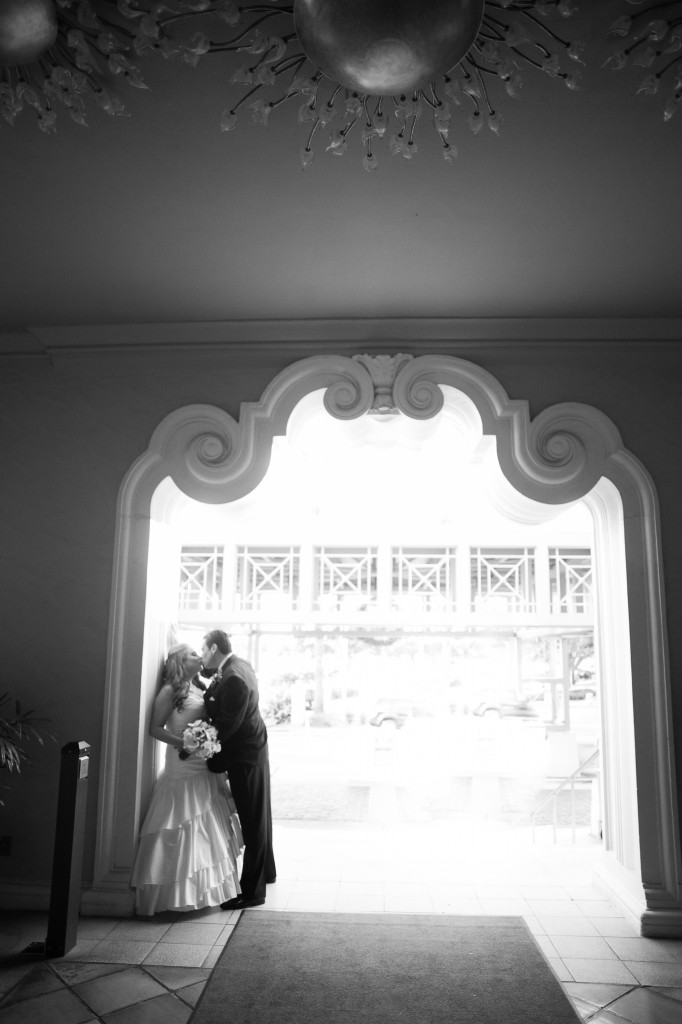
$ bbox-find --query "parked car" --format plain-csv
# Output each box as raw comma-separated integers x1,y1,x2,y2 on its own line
569,681,598,701
570,655,598,701
369,698,413,729
471,690,539,720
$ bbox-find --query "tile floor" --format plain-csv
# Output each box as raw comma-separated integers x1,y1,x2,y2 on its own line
2,820,682,1024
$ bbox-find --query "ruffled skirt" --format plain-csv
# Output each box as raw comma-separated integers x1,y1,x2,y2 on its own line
131,754,243,916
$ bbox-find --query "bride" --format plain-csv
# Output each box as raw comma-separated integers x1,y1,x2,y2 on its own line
131,643,243,915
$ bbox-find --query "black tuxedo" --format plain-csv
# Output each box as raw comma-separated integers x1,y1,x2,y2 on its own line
204,654,275,900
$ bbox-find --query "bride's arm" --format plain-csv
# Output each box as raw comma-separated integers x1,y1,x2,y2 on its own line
149,683,184,750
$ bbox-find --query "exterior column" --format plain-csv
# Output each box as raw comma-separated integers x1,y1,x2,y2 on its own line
535,543,550,615
456,543,470,615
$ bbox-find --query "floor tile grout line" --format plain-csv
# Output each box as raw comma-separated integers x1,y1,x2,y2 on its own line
28,958,212,1020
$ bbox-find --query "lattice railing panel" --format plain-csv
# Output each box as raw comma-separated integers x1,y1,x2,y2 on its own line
314,547,378,613
549,548,593,614
236,547,299,612
392,547,456,614
471,548,536,613
179,546,224,611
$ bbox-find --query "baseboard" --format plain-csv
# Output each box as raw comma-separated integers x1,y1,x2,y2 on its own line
592,857,647,934
80,885,136,918
0,881,51,912
592,856,682,936
639,907,682,938
0,880,135,919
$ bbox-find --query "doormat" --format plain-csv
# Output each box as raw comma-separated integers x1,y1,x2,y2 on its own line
190,911,579,1024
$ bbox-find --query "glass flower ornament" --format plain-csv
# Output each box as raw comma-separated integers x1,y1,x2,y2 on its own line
605,1,682,123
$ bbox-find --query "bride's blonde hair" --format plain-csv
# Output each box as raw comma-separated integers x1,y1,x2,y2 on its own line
163,643,194,708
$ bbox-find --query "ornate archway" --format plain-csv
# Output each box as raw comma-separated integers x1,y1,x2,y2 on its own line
84,353,681,935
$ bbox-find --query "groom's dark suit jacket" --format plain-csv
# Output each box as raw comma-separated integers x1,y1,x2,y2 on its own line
204,654,269,772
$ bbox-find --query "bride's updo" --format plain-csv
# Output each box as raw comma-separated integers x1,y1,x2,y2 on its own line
163,643,194,709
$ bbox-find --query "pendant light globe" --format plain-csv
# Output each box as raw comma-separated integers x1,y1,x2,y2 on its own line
294,0,485,96
0,0,58,68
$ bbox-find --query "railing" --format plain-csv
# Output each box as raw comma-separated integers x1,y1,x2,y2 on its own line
531,747,600,844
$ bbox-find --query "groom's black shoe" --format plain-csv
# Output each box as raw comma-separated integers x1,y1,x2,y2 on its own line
221,894,265,910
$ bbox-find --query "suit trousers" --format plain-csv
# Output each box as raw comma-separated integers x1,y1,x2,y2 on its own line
226,758,275,901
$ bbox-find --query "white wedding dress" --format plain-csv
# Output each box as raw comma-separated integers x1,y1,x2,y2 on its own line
131,685,243,915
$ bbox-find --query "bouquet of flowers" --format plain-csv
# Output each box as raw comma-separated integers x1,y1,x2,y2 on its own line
179,719,221,760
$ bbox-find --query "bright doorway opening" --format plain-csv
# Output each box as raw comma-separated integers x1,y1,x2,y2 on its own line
162,389,603,875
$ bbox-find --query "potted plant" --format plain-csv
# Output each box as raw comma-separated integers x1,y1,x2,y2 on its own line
0,691,55,803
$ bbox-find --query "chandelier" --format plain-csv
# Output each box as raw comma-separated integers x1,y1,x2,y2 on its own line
605,1,682,123
0,2,668,171
0,0,154,128
215,0,585,169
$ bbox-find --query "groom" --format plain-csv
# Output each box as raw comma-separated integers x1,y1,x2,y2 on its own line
201,629,276,909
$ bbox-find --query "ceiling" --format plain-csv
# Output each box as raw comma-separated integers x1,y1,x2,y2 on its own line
1,1,681,352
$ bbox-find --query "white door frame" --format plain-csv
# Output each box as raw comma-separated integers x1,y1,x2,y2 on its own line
83,352,682,935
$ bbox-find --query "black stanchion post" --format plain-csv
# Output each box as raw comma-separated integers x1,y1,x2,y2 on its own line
41,741,91,957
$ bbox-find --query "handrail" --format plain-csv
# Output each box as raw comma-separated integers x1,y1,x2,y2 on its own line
531,747,600,844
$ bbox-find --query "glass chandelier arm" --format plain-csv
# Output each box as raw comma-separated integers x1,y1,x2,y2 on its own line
299,114,322,164
479,13,511,40
57,25,133,68
158,4,292,31
361,94,373,125
241,4,294,11
16,63,42,94
343,113,360,136
458,61,501,130
259,69,309,109
37,53,55,80
485,1,547,8
327,111,359,152
51,39,112,98
420,87,438,111
463,61,495,110
624,2,680,19
51,37,84,73
325,82,342,108
203,13,288,53
476,24,506,47
100,0,146,11
504,42,548,73
78,15,138,44
35,50,63,83
304,115,321,147
406,111,419,145
222,79,270,122
512,11,572,51
227,54,314,125
657,51,682,78
621,32,662,59
273,53,307,79
483,7,575,59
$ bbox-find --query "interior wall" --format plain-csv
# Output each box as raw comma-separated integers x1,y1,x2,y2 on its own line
1,338,680,895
